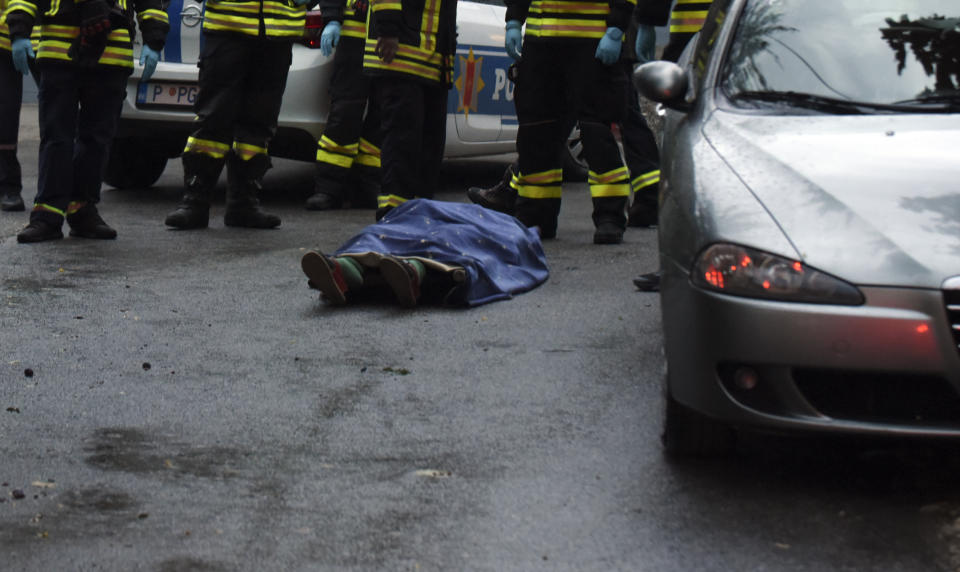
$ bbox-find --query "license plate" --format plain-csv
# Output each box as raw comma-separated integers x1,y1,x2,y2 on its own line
136,82,199,109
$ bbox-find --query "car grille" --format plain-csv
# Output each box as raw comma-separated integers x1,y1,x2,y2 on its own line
945,284,960,355
794,369,960,427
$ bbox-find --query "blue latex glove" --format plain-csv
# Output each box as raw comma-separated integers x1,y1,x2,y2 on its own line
505,20,522,62
11,38,34,76
595,26,623,65
140,45,161,83
634,23,655,64
320,21,341,57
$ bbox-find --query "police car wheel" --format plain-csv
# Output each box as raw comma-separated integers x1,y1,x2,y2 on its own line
562,125,588,182
104,140,169,190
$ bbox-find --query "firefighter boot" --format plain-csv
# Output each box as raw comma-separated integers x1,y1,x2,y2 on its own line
67,203,117,239
467,163,517,215
17,214,64,243
592,196,628,245
515,196,561,240
627,185,658,228
165,174,213,229
224,154,281,229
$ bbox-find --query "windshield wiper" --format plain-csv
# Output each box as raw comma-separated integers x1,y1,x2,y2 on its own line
893,93,960,110
729,91,935,114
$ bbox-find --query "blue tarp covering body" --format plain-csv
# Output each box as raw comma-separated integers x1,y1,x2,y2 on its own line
334,199,550,306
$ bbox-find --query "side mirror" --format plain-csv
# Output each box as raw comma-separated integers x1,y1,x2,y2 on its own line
633,61,691,112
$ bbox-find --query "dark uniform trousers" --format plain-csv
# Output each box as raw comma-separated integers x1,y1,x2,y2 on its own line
619,61,660,206
513,40,629,236
372,76,447,210
313,36,381,206
0,50,26,197
31,63,127,225
182,34,292,191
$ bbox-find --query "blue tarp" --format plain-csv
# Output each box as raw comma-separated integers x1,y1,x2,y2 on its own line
334,199,550,306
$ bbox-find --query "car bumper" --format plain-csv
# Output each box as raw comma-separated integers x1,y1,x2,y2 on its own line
661,257,960,438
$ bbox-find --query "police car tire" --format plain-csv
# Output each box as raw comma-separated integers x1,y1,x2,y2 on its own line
562,126,588,182
104,140,169,190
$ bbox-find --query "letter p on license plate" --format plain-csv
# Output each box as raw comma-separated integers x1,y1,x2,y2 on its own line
136,82,199,109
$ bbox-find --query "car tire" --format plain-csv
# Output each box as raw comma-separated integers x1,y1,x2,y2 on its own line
104,140,169,190
562,124,588,182
661,389,736,458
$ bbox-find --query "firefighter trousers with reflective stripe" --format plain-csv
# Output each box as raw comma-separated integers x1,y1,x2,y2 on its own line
182,34,293,186
314,37,382,202
371,76,446,206
619,61,659,199
31,62,127,224
513,40,629,232
0,51,26,195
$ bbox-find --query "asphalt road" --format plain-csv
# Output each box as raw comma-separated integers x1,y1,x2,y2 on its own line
3,104,960,571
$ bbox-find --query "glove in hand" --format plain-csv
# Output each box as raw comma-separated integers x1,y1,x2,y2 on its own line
595,26,623,65
634,24,655,64
320,21,341,57
11,38,34,75
140,45,161,83
505,20,522,61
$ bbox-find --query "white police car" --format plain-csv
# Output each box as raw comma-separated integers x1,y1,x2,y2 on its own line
107,0,586,189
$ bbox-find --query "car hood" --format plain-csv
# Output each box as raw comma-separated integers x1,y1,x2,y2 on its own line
703,111,960,289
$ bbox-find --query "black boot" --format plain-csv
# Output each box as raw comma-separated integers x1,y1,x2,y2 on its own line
592,196,628,245
305,192,342,211
515,196,560,240
17,216,64,243
1,192,25,212
467,163,517,215
627,186,658,228
67,203,117,239
165,174,212,229
224,154,281,229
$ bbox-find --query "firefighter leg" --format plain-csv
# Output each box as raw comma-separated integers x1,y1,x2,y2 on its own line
165,35,247,229
0,52,25,211
580,60,630,245
66,66,127,239
372,77,428,220
350,94,382,209
619,73,660,228
223,37,290,228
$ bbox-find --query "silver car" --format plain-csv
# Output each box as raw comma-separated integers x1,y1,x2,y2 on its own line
634,0,960,455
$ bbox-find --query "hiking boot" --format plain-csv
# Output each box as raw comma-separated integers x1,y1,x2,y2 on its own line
301,251,350,305
379,255,423,308
0,192,25,212
17,219,63,243
467,164,517,215
67,204,117,239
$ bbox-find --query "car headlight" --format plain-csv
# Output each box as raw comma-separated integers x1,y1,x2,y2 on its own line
690,243,864,305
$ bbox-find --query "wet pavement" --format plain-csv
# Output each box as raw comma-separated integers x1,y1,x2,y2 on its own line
2,104,960,571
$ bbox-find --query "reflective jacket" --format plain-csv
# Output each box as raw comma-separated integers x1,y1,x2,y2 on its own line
0,0,39,52
363,0,456,87
3,0,168,68
505,0,637,42
319,0,367,43
202,0,306,40
668,0,712,34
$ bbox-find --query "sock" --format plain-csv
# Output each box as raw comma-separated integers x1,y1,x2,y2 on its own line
404,258,426,281
334,256,364,289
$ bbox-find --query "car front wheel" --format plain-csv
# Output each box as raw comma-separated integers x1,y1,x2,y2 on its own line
104,139,169,190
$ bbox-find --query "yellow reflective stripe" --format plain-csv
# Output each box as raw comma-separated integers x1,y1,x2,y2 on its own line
41,25,79,39
317,149,354,168
33,203,65,216
342,20,365,37
138,8,169,23
531,1,609,15
590,183,629,198
37,40,71,61
525,18,607,38
377,194,407,208
515,169,562,185
358,138,380,157
184,136,230,158
233,141,268,160
669,10,709,33
203,14,260,34
6,0,37,17
371,0,401,11
355,154,380,168
588,166,628,184
66,201,88,215
319,135,358,155
419,0,439,51
206,0,261,14
263,0,304,16
263,19,304,36
516,184,562,199
631,169,660,191
364,53,442,82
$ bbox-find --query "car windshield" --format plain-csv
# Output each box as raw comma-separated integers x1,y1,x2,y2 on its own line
721,0,960,112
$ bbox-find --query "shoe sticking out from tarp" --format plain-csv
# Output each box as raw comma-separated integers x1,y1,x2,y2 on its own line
301,251,349,305
379,255,423,308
